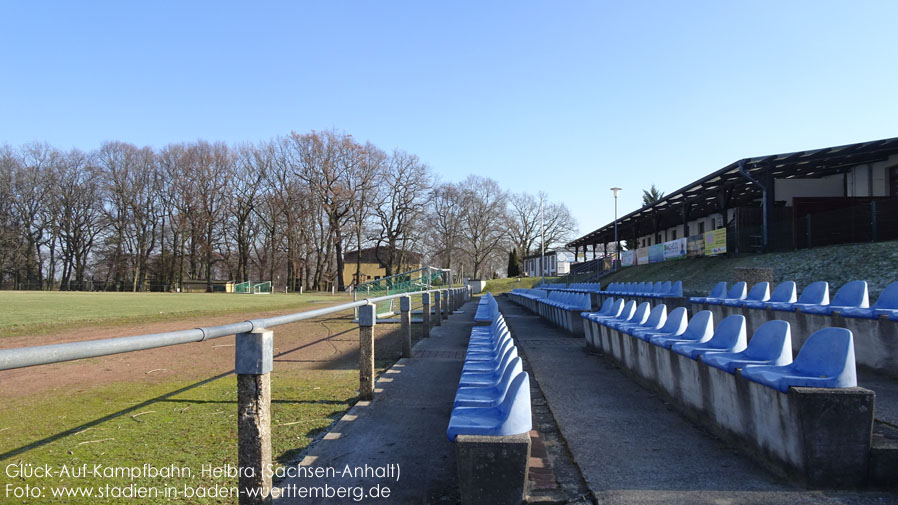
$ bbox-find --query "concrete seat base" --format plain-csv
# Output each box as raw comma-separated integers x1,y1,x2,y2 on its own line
456,433,530,505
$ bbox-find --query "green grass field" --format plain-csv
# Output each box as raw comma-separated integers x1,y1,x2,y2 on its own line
483,276,561,295
0,291,354,337
0,290,384,504
0,369,359,504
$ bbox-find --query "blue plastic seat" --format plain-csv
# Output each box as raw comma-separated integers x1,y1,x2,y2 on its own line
701,320,793,374
690,282,727,304
708,282,747,306
463,346,517,373
841,281,898,319
647,310,715,349
606,302,650,331
459,347,519,386
743,281,796,309
474,293,499,322
799,280,869,316
454,358,525,408
667,280,683,298
768,281,828,312
724,282,769,307
447,371,532,441
670,314,747,359
466,335,513,361
740,328,856,393
470,322,508,343
622,304,667,336
586,299,625,322
645,281,667,299
633,306,688,342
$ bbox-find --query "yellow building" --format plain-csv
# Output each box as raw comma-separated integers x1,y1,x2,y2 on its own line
342,247,423,288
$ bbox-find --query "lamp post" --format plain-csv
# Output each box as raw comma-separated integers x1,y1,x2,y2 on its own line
610,187,621,269
539,195,545,285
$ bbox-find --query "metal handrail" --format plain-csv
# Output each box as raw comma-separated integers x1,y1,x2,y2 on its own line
0,289,449,371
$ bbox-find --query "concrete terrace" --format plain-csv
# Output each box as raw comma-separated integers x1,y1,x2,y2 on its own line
497,297,898,505
274,295,898,504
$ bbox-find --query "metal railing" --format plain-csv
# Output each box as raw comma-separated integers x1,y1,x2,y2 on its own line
0,285,473,505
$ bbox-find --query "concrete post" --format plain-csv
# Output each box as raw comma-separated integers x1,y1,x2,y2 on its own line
434,291,442,327
358,304,376,401
443,289,450,318
400,296,412,358
236,329,274,505
422,292,431,338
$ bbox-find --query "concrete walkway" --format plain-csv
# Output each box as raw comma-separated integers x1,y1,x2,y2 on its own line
274,303,473,504
497,297,898,505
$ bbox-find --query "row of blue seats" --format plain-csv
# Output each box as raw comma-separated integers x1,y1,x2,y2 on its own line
584,298,857,392
510,287,548,300
447,313,532,441
554,282,603,293
603,280,683,299
691,280,898,319
542,291,591,311
474,292,499,323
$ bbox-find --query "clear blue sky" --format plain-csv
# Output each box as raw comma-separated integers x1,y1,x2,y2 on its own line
2,1,897,237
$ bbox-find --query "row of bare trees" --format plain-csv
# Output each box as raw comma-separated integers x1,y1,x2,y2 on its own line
0,131,576,291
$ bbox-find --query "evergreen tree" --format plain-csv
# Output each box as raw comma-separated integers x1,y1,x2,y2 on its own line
507,250,521,277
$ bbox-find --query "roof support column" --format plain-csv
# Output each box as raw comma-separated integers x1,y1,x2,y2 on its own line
737,159,769,252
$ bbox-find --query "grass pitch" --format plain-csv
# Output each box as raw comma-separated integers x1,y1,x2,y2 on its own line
0,369,359,504
0,291,353,337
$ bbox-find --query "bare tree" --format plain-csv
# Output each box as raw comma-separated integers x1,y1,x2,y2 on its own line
428,181,469,272
371,150,432,277
290,130,366,291
231,143,267,283
459,175,507,280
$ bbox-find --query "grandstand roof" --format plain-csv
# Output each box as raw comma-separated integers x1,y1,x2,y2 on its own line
567,136,898,249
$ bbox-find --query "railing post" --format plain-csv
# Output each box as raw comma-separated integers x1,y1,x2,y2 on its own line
422,292,431,337
358,304,376,401
400,295,412,358
442,289,450,320
236,328,274,505
434,291,442,327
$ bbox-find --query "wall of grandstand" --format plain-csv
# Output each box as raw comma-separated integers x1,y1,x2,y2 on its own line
569,138,898,260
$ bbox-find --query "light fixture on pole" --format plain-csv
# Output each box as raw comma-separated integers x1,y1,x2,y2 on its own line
610,187,622,269
539,195,545,285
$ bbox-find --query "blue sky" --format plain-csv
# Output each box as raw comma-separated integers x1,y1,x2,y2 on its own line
2,1,897,236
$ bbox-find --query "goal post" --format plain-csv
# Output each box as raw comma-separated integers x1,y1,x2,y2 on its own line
253,281,272,294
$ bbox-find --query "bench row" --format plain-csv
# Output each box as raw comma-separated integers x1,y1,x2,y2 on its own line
581,298,875,486
603,280,683,298
507,289,591,334
584,298,857,391
690,280,898,376
690,280,898,319
447,313,532,441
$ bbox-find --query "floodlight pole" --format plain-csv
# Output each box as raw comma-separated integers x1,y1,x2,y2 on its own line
611,187,621,270
539,195,545,284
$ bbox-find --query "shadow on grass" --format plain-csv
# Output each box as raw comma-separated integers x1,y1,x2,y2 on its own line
0,335,361,462
0,371,234,461
0,316,425,462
